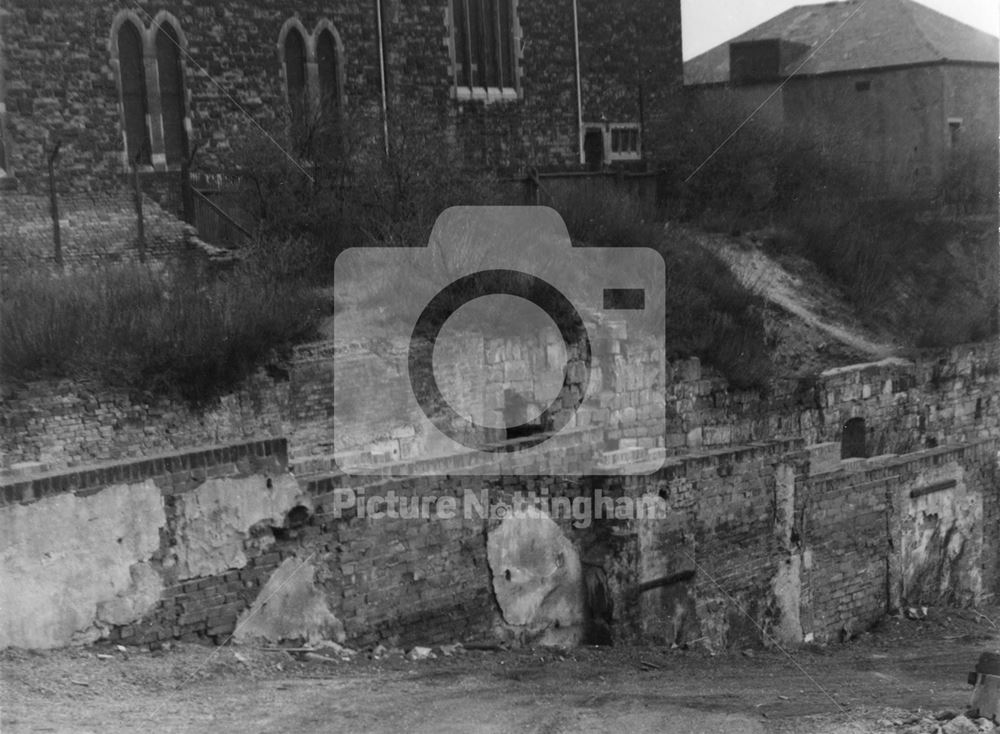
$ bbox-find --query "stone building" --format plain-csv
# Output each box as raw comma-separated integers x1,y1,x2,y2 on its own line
684,0,999,201
1,0,683,202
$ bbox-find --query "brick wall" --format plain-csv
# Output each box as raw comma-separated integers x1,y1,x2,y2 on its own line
2,428,995,649
798,441,999,640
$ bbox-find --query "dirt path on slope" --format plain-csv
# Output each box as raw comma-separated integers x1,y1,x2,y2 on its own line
689,228,899,364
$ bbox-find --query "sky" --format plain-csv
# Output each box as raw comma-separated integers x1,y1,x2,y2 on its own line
681,0,1000,59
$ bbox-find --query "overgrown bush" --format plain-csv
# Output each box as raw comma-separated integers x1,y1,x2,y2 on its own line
555,185,660,247
230,98,509,275
555,188,773,389
770,198,997,345
668,91,998,349
664,91,853,229
1,262,326,403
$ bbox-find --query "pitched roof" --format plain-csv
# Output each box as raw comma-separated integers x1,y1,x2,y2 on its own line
685,0,999,85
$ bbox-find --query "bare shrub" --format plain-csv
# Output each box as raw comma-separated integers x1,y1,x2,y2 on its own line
555,187,773,389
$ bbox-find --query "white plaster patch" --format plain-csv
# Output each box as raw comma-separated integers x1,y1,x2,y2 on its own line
902,464,982,604
173,473,305,580
0,480,165,649
96,562,163,626
771,555,803,646
233,557,345,645
487,507,583,646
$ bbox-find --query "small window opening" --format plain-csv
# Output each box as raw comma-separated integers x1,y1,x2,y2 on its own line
854,80,871,91
841,417,867,459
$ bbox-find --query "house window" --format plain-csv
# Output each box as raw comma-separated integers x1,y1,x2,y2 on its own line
854,80,871,92
117,20,151,165
609,124,641,160
451,0,519,100
584,123,642,166
155,21,187,165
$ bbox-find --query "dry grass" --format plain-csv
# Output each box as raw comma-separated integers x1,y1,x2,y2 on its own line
1,262,325,403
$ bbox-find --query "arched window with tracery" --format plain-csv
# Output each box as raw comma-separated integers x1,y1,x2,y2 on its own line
117,20,151,165
155,21,187,166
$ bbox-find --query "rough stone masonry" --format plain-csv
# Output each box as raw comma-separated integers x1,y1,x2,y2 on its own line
2,323,998,651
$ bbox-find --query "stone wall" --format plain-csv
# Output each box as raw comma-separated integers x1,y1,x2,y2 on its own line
3,432,994,651
799,441,997,641
5,336,999,477
3,322,999,651
2,0,683,196
0,190,189,272
1,322,668,475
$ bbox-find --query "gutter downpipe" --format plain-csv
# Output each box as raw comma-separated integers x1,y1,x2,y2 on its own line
572,0,583,164
376,0,389,155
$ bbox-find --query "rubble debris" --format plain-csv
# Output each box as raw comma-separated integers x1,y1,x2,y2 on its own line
302,652,338,664
406,646,435,661
941,714,983,734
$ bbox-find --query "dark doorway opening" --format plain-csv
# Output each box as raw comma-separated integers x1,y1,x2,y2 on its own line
841,417,867,458
584,129,604,171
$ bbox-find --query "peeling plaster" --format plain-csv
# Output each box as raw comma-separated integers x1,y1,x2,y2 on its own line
0,481,165,649
172,473,306,580
902,465,982,605
771,463,804,645
487,507,584,647
233,557,345,645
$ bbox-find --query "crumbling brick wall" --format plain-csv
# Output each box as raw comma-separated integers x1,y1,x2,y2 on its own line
2,433,996,650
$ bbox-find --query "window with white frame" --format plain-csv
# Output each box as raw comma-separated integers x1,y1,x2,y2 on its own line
609,124,641,160
451,0,519,100
584,123,642,165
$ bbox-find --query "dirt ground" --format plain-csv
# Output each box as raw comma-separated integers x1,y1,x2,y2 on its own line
2,606,997,734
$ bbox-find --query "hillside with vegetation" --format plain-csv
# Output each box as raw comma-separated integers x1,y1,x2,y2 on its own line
3,100,996,402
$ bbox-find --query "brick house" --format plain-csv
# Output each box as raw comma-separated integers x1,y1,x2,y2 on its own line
1,0,682,201
684,0,999,201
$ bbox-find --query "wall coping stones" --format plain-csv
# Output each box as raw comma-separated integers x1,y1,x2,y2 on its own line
0,438,288,508
807,439,997,487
